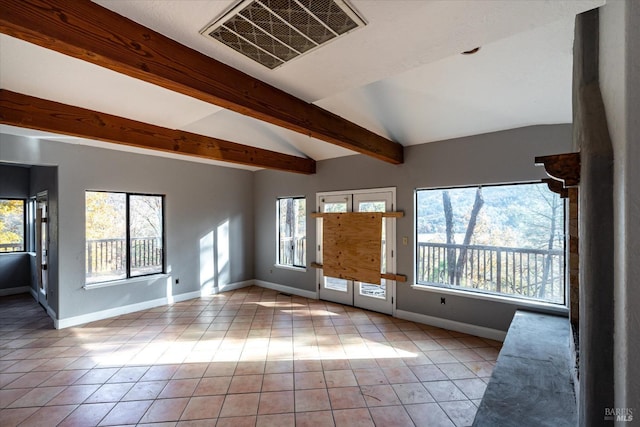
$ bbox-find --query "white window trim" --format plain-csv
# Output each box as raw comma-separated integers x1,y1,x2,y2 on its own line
83,273,170,290
411,283,569,314
276,195,307,269
413,183,567,308
0,198,27,253
274,263,307,272
85,191,165,285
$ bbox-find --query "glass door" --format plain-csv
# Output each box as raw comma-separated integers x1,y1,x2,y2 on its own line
36,192,49,309
353,191,394,314
317,194,353,306
316,189,396,315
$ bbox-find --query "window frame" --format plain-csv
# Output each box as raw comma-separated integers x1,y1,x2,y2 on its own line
413,181,567,307
276,196,307,270
85,190,165,284
0,198,27,253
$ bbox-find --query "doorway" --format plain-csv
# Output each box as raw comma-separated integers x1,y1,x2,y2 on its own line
36,191,49,310
316,188,396,315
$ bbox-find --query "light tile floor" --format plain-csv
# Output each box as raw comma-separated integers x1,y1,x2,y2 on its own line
0,286,501,426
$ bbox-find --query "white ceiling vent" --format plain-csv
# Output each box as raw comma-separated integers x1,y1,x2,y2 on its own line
201,0,366,69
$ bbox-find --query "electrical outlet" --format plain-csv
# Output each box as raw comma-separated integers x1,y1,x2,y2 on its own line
175,278,180,285
402,236,408,245
440,297,446,305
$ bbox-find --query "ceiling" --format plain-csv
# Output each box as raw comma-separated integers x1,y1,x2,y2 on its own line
0,0,604,171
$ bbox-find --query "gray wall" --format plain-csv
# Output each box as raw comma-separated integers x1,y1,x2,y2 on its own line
254,124,572,332
0,164,30,197
0,134,254,320
0,254,30,291
0,164,31,291
573,10,615,424
598,0,640,416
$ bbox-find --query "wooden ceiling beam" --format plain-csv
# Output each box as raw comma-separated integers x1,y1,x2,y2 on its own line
0,90,316,174
0,0,404,165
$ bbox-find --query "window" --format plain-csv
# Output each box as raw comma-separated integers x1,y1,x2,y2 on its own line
0,199,25,252
277,196,306,268
415,183,565,304
86,191,164,284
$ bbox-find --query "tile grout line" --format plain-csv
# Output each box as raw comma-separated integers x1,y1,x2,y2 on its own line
0,287,497,426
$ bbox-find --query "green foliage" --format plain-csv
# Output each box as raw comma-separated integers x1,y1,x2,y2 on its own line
416,183,563,250
86,192,163,240
0,199,24,246
85,192,126,240
416,183,565,303
85,192,164,281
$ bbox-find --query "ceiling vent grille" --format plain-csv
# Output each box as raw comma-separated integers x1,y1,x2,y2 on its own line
201,0,366,69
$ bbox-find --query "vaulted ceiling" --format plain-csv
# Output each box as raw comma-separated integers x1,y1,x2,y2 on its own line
0,0,604,173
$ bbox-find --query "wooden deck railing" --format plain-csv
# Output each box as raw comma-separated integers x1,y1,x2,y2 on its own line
417,242,564,303
0,243,24,252
279,237,306,267
86,237,162,277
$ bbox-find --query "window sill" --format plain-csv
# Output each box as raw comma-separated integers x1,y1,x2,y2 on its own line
84,273,169,290
274,264,307,273
411,284,569,315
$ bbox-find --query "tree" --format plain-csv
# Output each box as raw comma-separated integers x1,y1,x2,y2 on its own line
0,199,25,248
283,197,294,263
442,188,484,286
278,197,306,265
532,186,562,298
130,195,162,238
418,183,564,301
454,188,484,285
442,191,456,283
85,192,126,240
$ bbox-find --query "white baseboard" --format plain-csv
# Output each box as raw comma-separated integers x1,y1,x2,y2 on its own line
0,286,32,297
251,281,502,342
173,290,202,303
49,278,506,340
56,279,258,329
204,280,254,296
56,289,201,329
254,280,318,300
29,287,37,300
395,309,506,342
